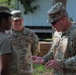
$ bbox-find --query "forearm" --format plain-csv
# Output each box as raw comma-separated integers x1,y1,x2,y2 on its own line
43,50,54,63
0,54,11,75
32,48,39,56
32,40,39,56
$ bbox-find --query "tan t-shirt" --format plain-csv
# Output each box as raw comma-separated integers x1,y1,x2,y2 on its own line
0,32,18,75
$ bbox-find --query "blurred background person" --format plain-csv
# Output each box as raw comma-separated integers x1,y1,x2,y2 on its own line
6,10,39,75
0,6,18,75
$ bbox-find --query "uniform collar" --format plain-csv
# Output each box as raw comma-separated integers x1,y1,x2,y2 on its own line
10,27,27,35
62,23,76,36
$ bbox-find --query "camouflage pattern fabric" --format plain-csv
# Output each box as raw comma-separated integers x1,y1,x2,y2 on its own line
6,27,39,75
47,2,66,23
43,24,76,75
43,31,62,63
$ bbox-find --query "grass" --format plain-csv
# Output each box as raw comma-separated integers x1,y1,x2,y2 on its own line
33,64,54,75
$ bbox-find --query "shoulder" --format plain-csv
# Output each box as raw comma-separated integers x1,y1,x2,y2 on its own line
0,39,11,52
5,30,12,35
0,36,11,45
24,27,34,32
0,33,12,55
24,27,36,36
70,25,76,35
24,27,38,40
0,33,9,42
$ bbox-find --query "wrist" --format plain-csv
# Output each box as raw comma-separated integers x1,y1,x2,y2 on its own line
58,60,65,68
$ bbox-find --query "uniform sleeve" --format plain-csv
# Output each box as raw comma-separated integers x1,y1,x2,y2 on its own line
63,56,76,70
58,29,76,70
62,33,76,70
0,38,12,55
43,32,61,63
43,39,56,63
31,32,39,56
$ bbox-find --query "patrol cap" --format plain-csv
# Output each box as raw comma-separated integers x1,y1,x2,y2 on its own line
11,10,22,21
0,6,12,15
47,2,66,24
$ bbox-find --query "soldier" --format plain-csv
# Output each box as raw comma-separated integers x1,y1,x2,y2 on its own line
0,6,18,75
32,2,76,75
6,10,39,75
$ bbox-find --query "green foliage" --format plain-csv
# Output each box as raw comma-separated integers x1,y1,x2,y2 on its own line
19,0,39,14
0,0,16,9
0,0,39,14
33,64,53,75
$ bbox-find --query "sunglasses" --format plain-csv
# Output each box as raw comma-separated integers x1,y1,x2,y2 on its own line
51,16,65,25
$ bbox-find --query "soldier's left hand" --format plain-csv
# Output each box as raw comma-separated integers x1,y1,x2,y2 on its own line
45,60,60,70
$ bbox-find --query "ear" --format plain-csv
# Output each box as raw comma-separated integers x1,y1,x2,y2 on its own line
61,16,67,25
62,16,66,22
22,18,24,22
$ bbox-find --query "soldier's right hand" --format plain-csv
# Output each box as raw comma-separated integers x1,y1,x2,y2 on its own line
32,56,45,64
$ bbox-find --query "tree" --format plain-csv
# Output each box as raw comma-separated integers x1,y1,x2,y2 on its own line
0,0,16,9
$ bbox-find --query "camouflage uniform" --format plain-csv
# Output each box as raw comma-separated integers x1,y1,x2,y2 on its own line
43,31,62,63
43,2,76,75
6,27,39,75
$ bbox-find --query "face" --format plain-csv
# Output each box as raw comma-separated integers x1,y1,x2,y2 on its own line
5,16,12,30
51,16,65,32
12,18,24,31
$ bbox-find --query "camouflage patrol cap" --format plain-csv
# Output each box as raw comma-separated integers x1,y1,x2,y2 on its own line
0,6,11,15
47,2,66,23
11,10,22,21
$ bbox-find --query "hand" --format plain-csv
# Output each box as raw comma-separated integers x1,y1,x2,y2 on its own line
45,60,60,70
32,56,45,64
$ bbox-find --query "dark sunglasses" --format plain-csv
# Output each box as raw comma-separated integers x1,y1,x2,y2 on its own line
51,16,65,25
